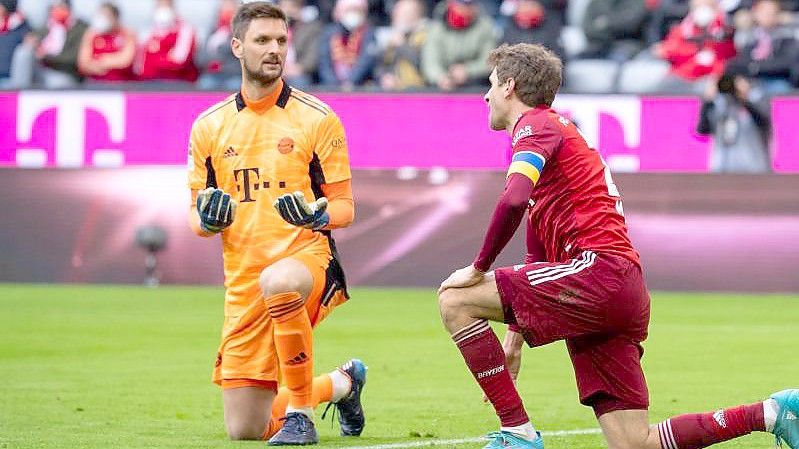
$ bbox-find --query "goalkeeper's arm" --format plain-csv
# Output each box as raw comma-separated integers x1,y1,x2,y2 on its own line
320,179,354,229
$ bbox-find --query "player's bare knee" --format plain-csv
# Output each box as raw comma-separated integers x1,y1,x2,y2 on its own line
438,289,466,330
226,421,265,441
259,269,311,300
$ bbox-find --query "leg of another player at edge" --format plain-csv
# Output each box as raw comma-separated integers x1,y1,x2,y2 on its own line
598,398,781,449
438,273,539,443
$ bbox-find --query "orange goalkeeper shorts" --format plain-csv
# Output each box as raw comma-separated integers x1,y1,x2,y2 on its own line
212,250,348,388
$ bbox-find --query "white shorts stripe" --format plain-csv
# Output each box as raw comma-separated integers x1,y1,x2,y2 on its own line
527,258,585,282
525,256,581,278
528,252,596,286
525,251,595,281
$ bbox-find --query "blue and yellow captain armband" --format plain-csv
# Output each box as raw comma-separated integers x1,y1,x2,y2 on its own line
507,151,546,184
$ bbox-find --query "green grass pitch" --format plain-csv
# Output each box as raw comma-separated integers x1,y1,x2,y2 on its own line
0,284,796,449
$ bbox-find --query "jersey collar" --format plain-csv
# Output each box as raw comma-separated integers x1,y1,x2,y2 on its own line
238,79,290,113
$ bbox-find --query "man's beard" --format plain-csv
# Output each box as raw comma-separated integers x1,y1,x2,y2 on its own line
243,59,283,86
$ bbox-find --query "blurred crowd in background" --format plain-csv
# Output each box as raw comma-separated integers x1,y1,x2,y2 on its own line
0,0,798,95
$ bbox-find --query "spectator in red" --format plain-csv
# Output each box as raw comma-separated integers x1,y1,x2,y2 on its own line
138,0,198,82
77,2,136,82
654,0,737,92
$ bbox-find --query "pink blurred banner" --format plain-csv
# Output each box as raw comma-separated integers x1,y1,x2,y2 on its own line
1,91,797,171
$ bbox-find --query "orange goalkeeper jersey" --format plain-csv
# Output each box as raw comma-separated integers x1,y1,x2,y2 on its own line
188,80,352,316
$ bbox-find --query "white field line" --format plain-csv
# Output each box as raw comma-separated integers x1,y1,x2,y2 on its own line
348,428,603,449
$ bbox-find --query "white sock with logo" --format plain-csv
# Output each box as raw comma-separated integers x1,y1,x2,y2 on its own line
329,369,352,403
764,398,779,432
286,406,314,420
501,422,537,441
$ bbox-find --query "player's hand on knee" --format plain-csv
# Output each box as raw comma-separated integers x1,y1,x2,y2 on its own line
274,191,330,230
196,187,237,234
438,265,485,294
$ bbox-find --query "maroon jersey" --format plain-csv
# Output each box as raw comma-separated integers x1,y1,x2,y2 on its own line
473,105,639,271
138,21,198,82
515,106,639,264
87,30,134,81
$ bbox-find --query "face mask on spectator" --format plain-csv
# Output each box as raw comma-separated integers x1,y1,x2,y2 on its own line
692,5,715,27
91,14,111,33
50,5,70,24
447,2,475,29
340,11,365,30
154,7,176,29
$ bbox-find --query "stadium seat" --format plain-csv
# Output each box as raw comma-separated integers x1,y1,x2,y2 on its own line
566,0,592,27
18,0,49,29
617,59,671,94
561,0,591,57
175,0,219,45
560,26,588,58
565,59,620,93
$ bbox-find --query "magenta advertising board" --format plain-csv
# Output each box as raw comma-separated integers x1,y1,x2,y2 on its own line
0,91,797,171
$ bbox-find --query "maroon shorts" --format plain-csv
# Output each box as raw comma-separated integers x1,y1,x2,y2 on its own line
494,250,651,417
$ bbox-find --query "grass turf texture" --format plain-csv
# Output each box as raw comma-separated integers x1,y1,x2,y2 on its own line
0,285,795,449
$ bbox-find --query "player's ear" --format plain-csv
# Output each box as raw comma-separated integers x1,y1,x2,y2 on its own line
231,37,243,59
504,78,515,99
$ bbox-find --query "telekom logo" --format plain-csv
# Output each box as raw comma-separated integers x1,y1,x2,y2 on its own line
553,95,642,172
16,91,126,167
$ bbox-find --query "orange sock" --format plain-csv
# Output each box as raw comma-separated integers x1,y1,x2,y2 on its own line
263,375,334,440
262,419,282,440
264,292,314,411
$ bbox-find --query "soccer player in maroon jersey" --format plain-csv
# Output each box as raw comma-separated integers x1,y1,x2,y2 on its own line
437,43,799,449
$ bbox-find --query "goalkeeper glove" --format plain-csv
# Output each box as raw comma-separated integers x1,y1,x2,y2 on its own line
196,187,236,234
274,191,330,230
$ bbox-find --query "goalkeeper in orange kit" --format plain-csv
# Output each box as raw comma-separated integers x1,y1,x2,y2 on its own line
187,2,365,445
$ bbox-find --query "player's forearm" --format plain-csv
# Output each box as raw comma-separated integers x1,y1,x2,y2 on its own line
325,198,354,229
320,180,355,229
473,175,533,272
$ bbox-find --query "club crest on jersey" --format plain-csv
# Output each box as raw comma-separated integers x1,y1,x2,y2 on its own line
278,137,295,154
512,125,533,147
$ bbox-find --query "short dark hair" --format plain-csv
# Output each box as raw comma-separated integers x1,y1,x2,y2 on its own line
232,1,288,40
100,2,120,19
488,43,562,107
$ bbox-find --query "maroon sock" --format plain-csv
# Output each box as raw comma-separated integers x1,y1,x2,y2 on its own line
452,320,529,427
658,403,765,449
